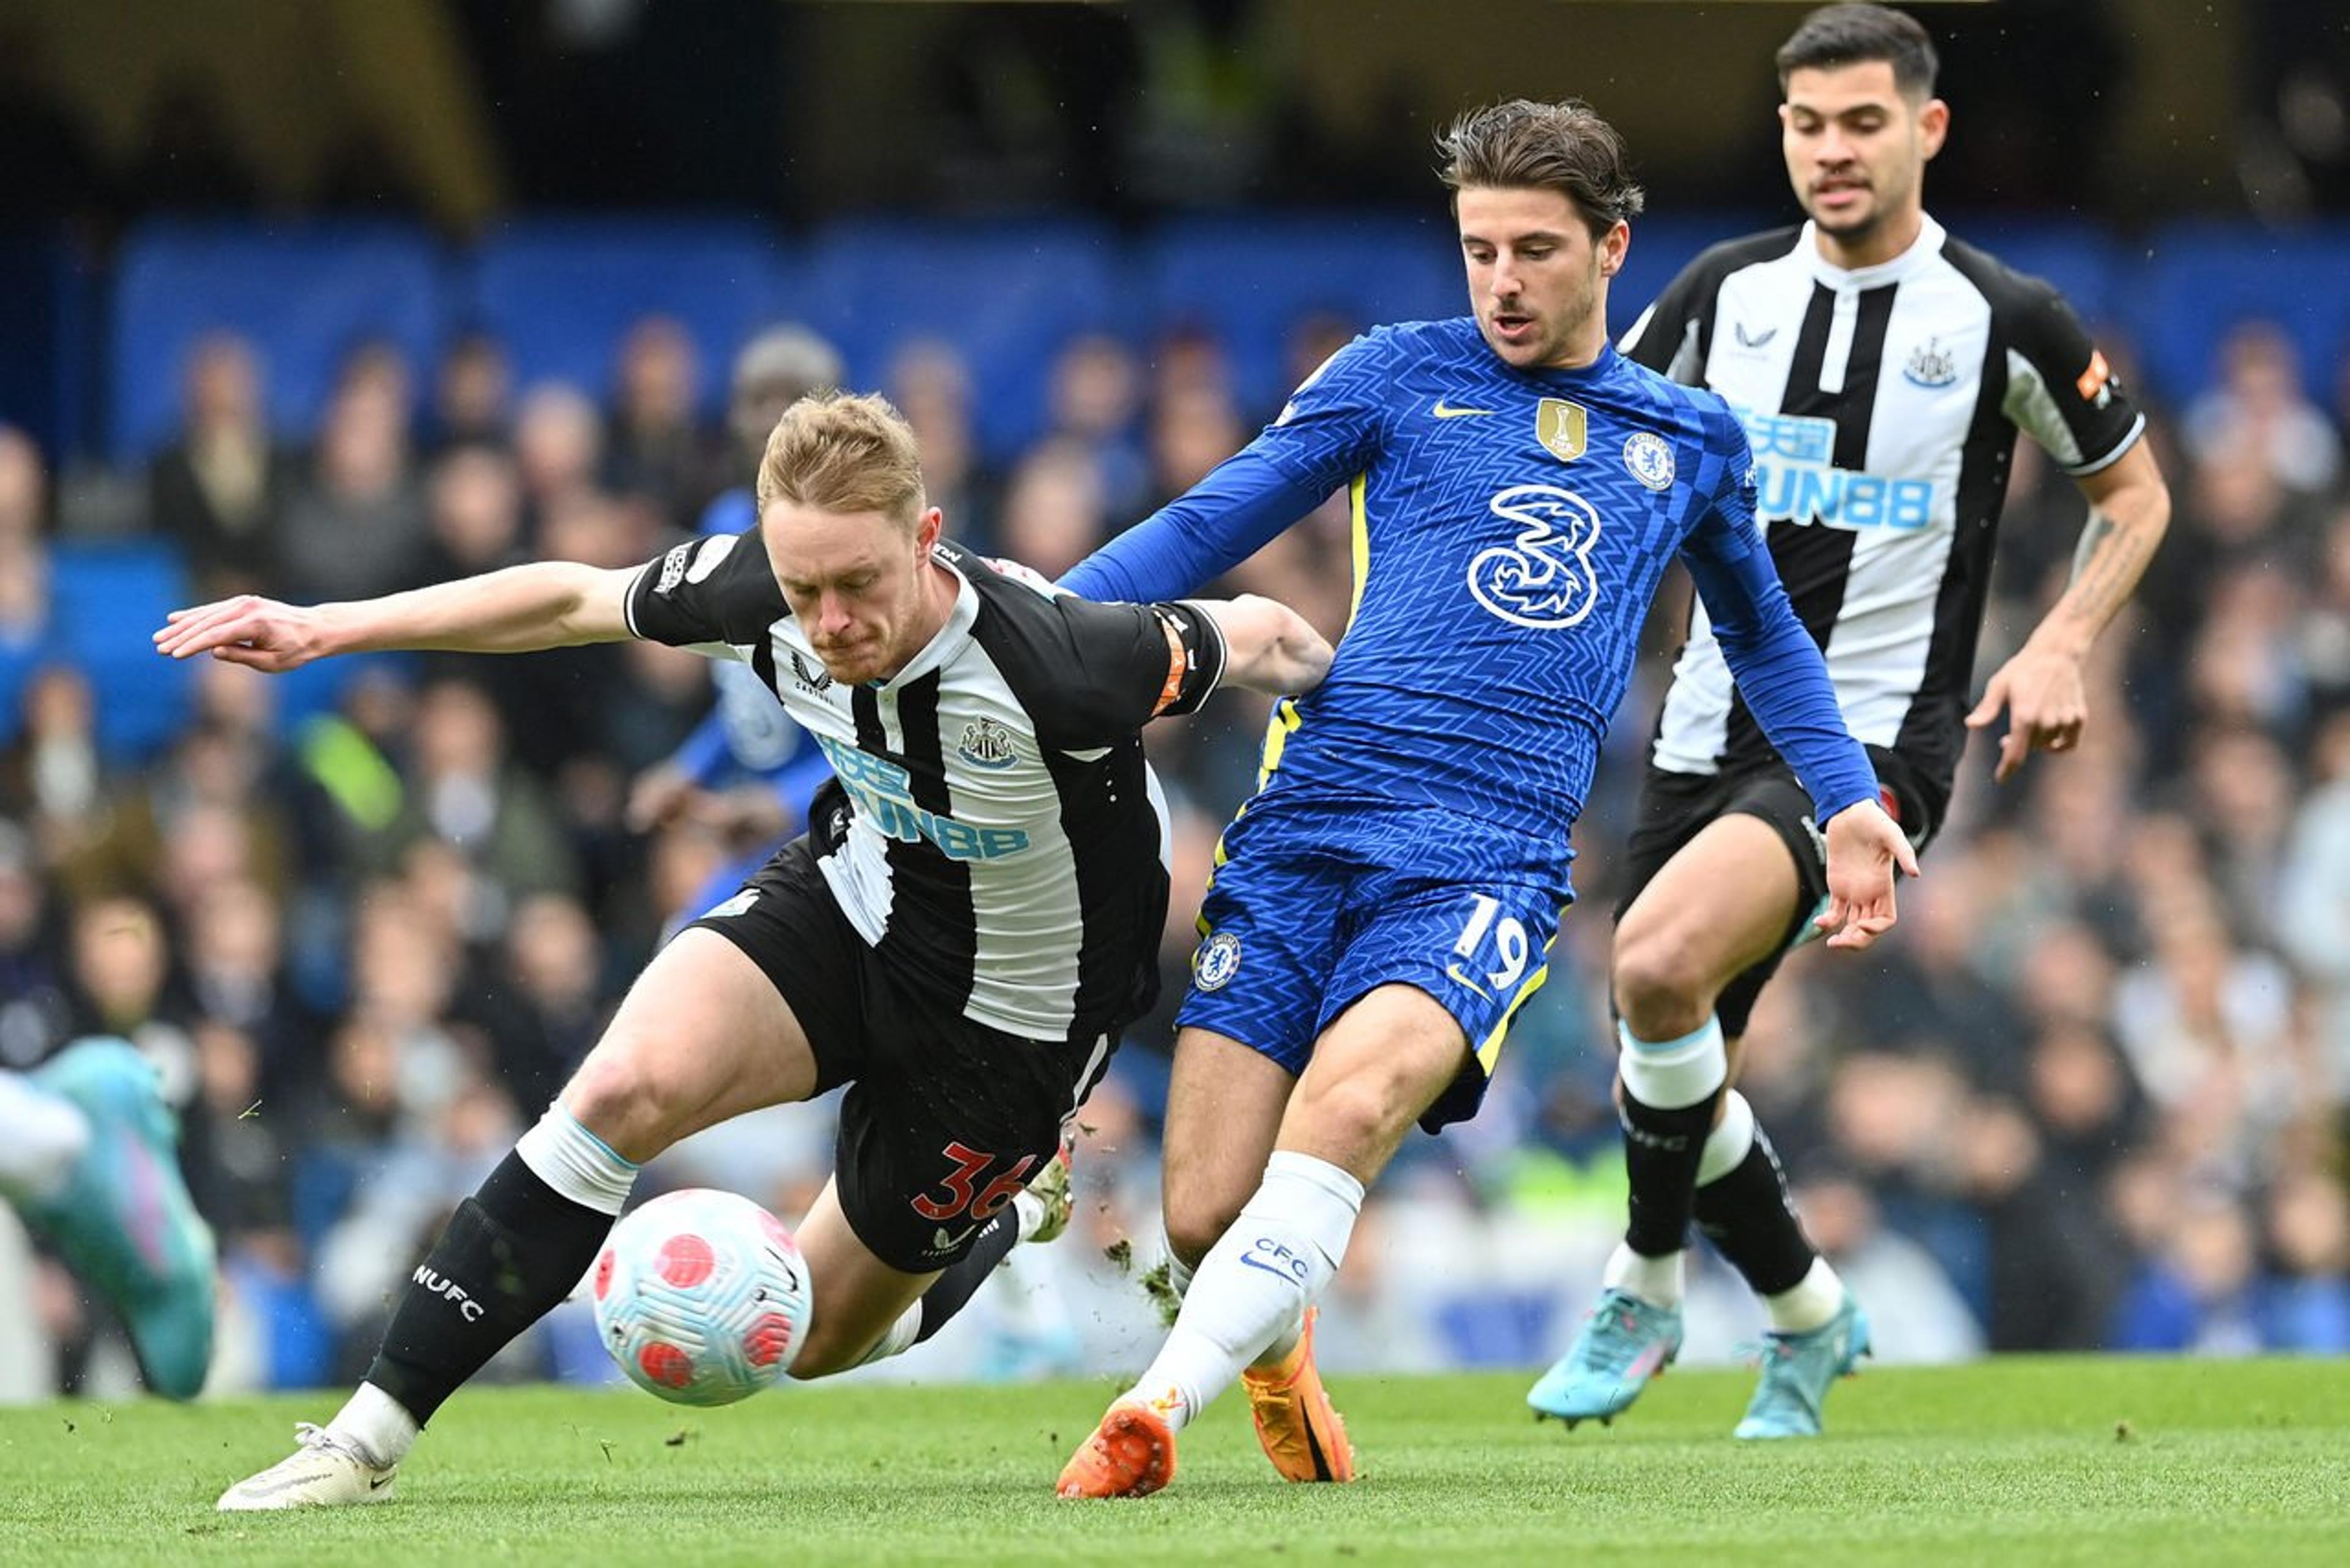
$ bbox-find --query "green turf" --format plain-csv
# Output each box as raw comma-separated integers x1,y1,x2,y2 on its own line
2,1358,2346,1566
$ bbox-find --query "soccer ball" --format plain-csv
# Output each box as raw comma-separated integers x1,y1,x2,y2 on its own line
591,1187,815,1406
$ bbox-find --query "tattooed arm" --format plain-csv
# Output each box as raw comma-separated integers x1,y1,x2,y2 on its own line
1965,439,2171,782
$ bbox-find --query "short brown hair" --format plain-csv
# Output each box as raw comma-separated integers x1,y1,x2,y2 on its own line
755,390,927,528
1437,99,1646,239
1777,4,1939,99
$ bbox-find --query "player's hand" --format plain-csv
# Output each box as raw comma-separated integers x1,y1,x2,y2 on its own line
152,595,335,672
1965,642,2088,783
625,763,696,833
1816,799,1919,952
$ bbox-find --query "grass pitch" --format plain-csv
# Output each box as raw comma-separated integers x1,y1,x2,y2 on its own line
2,1357,2345,1566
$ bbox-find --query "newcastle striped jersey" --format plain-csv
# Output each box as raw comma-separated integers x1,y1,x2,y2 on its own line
625,531,1226,1042
1624,214,2145,796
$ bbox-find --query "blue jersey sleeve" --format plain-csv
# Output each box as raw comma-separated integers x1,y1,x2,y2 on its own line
1058,332,1395,603
1679,414,1878,822
1056,449,1329,603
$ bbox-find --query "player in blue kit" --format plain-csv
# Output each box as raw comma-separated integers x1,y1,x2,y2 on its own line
1055,99,1918,1499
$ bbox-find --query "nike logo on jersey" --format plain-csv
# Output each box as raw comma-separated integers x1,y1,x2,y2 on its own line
1431,399,1498,418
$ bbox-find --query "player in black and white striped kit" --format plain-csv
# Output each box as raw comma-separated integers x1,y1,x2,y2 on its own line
179,392,1333,1509
1531,3,2171,1438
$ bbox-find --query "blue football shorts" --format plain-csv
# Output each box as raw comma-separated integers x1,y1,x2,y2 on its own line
1175,814,1570,1131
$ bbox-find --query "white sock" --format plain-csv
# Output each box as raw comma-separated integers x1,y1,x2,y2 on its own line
516,1101,640,1216
1615,1016,1727,1110
1765,1255,1846,1334
1602,1242,1685,1309
1012,1190,1046,1244
1696,1090,1757,1185
1160,1219,1296,1367
331,1381,422,1466
1117,1152,1362,1432
0,1071,91,1202
1255,1307,1308,1368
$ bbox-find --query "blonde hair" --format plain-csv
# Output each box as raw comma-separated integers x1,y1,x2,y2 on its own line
754,390,928,528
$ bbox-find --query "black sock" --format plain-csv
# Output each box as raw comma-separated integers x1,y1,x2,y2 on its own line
910,1211,1022,1346
1621,1087,1724,1258
367,1151,615,1424
1692,1122,1816,1297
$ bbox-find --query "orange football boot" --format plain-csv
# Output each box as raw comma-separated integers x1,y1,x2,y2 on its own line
1240,1307,1357,1482
1056,1400,1179,1498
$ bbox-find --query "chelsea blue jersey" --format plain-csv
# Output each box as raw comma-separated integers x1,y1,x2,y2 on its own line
1062,318,1876,883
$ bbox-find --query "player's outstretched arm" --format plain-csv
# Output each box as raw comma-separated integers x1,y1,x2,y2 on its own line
152,562,641,672
1966,441,2169,783
1196,594,1334,696
1816,799,1921,952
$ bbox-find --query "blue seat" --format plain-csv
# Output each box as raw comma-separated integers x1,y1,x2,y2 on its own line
110,222,445,463
44,539,195,762
2132,222,2350,408
468,217,793,416
799,216,1121,462
1144,212,1462,417
0,232,92,461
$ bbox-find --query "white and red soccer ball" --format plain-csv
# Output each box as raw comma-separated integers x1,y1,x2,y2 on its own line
591,1187,815,1406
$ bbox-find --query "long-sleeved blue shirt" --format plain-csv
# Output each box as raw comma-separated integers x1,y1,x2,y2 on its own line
1061,320,1876,883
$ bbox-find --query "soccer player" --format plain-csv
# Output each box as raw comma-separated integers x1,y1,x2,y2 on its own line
170,392,1332,1509
0,1039,217,1399
1052,99,1917,1500
1528,2,2170,1438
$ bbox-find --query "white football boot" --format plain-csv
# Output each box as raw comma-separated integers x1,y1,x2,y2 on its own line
217,1423,398,1510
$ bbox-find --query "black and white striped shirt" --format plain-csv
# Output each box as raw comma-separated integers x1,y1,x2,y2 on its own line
625,532,1226,1042
1623,215,2145,797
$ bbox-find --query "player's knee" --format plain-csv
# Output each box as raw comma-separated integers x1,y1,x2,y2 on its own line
1611,928,1717,1040
1291,1067,1420,1170
559,1036,686,1160
1162,1182,1245,1270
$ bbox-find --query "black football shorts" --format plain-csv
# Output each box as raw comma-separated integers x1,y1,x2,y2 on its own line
1614,745,1939,1037
685,833,1112,1274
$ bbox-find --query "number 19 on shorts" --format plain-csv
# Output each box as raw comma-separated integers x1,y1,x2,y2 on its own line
1453,893,1530,995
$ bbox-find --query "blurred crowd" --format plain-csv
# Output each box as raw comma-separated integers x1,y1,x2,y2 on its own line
3,282,2348,1402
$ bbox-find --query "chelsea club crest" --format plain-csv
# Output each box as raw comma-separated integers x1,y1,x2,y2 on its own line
1622,431,1676,491
1195,931,1243,991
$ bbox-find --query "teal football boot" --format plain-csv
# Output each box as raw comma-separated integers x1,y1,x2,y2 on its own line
22,1039,217,1398
1733,1294,1870,1439
1526,1288,1684,1427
